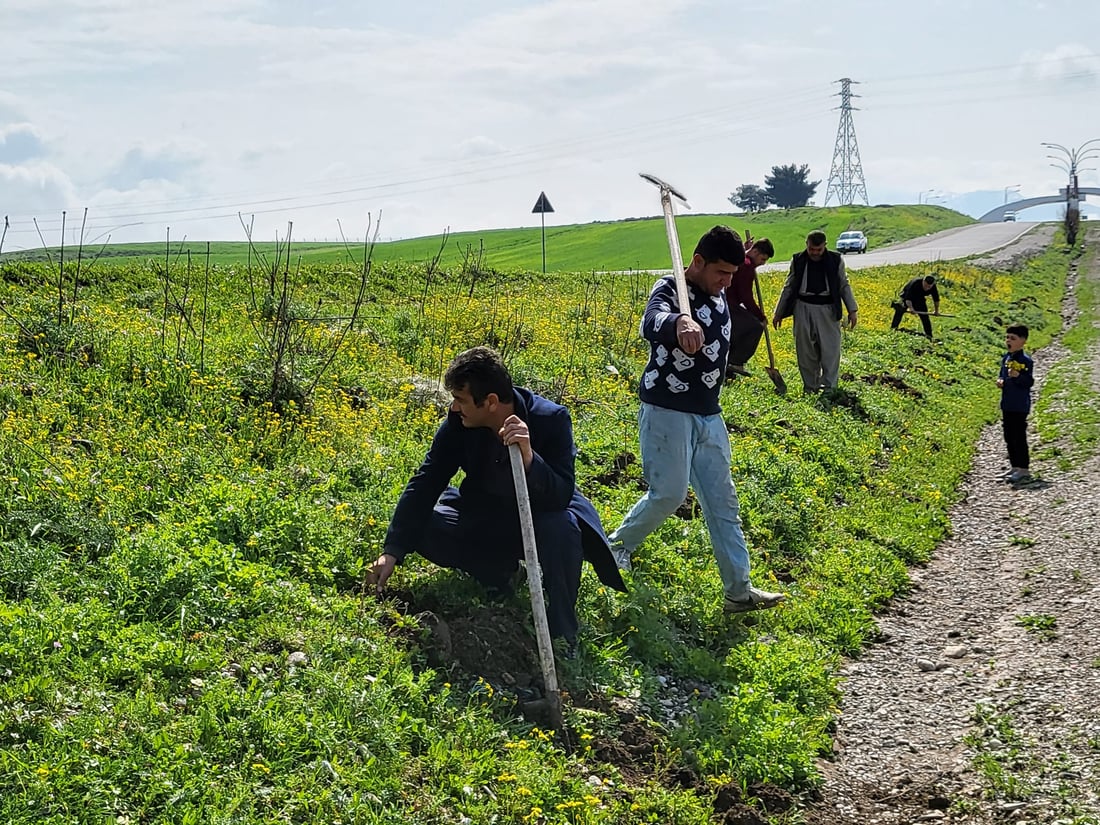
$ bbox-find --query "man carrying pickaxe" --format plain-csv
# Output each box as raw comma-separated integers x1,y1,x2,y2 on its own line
607,225,785,613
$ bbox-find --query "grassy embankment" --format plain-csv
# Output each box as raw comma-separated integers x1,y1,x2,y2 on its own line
1,204,971,272
1033,224,1100,464
0,215,1074,824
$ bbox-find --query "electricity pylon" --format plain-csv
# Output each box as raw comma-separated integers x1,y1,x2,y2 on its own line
824,78,869,206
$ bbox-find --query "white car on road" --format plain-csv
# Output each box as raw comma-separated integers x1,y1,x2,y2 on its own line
836,230,868,254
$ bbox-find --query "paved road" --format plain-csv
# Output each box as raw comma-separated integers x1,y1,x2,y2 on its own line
759,221,1042,274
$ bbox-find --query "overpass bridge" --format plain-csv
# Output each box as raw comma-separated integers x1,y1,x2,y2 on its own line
980,188,1100,222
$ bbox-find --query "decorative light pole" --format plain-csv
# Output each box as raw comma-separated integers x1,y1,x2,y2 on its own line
1042,139,1100,244
1042,140,1100,176
918,189,936,204
1003,184,1021,204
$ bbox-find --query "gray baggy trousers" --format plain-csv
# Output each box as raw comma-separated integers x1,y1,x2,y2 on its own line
793,300,842,393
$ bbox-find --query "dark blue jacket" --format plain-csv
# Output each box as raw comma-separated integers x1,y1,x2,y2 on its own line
999,350,1034,414
383,387,626,591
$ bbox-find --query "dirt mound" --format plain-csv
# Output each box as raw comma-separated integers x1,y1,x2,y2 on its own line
381,587,542,691
713,781,795,824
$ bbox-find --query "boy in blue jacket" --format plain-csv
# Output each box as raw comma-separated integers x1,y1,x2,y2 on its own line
997,325,1034,482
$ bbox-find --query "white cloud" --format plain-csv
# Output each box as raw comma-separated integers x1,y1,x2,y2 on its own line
0,91,27,125
448,137,507,161
0,124,48,163
0,162,81,251
0,0,270,70
105,141,206,189
1021,43,1100,87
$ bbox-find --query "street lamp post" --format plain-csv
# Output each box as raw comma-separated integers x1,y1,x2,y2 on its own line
1042,139,1100,244
919,188,936,204
1042,139,1100,188
1003,184,1020,204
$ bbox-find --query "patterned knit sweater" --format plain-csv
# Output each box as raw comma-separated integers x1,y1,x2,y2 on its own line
638,275,730,415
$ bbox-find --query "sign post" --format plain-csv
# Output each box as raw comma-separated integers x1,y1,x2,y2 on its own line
531,192,554,274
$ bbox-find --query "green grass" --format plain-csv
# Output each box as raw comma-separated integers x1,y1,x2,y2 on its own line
965,697,1100,821
1033,226,1100,464
0,224,1084,824
1016,613,1058,640
1,204,972,272
965,705,1033,801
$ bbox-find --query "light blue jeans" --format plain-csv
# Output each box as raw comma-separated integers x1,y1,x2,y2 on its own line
610,402,751,599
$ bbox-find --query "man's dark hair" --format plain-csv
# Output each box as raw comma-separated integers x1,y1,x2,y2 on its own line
806,230,827,246
693,225,744,265
753,237,775,258
923,275,936,285
1006,324,1029,339
444,346,515,404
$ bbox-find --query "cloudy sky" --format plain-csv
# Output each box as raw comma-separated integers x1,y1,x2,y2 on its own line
2,0,1099,251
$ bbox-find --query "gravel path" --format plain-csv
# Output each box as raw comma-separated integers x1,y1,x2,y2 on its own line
805,227,1100,825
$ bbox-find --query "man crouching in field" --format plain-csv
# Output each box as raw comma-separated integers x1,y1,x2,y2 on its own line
367,346,626,648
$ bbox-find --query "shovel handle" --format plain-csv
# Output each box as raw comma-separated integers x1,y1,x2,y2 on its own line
753,272,777,370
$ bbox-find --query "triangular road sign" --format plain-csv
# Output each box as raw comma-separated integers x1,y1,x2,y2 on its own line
531,192,554,214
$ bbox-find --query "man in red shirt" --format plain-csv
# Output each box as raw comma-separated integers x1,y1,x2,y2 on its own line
724,236,775,378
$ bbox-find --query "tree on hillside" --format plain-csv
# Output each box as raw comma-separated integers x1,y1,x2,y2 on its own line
730,184,770,213
764,164,820,209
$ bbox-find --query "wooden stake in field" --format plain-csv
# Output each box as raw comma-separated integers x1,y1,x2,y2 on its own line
507,443,563,731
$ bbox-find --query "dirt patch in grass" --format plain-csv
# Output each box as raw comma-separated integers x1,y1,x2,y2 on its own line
447,608,542,688
858,373,924,397
713,780,797,825
591,451,637,487
380,587,542,691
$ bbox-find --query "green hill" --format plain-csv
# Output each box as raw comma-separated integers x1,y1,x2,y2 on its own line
1,204,972,272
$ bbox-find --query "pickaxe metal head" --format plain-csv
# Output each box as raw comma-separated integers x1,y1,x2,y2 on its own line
639,172,691,210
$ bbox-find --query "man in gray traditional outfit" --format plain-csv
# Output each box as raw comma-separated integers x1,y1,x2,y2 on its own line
772,230,858,393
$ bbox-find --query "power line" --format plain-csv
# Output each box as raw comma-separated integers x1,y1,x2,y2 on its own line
3,96,837,237
4,49,1097,239
4,85,832,224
